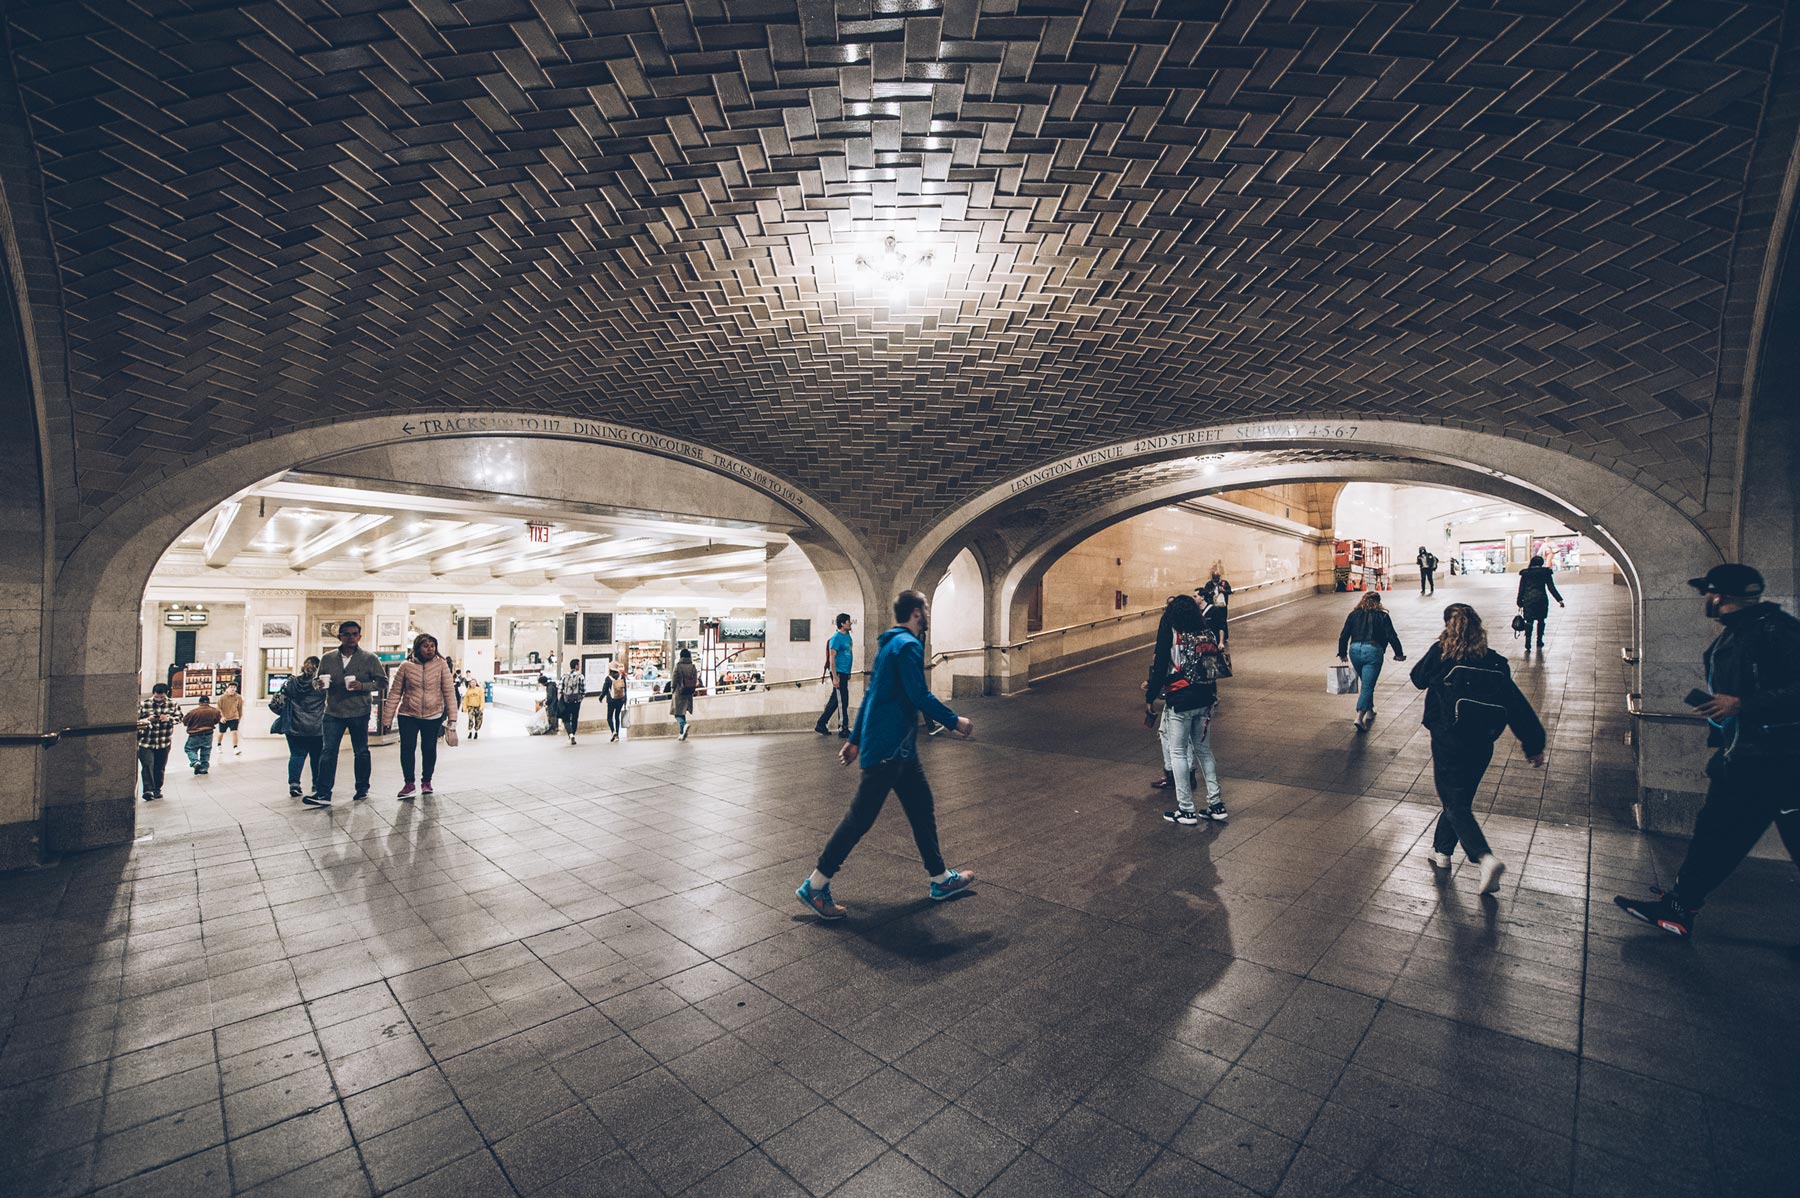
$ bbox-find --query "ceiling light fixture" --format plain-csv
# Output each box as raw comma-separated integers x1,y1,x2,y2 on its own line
854,236,936,298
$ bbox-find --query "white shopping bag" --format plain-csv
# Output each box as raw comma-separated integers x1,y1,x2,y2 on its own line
1326,664,1360,695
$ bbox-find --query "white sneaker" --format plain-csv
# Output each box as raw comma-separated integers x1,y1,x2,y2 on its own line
233,748,242,755
1428,851,1452,869
1477,855,1506,895
679,727,689,741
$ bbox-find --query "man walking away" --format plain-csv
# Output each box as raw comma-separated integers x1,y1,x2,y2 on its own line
815,613,856,737
216,684,244,754
137,683,180,799
306,620,386,808
1417,546,1438,595
1616,565,1800,939
559,661,586,744
1515,555,1564,652
182,693,221,775
797,590,976,920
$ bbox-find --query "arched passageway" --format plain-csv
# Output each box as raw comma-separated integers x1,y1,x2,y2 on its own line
25,414,882,866
895,420,1723,828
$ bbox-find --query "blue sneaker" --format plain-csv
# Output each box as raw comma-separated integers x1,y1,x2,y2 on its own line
797,878,847,921
929,869,975,901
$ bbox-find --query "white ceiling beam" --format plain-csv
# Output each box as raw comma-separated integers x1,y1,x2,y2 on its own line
425,526,557,575
552,542,766,580
258,478,796,542
287,514,393,570
204,499,281,567
364,522,506,571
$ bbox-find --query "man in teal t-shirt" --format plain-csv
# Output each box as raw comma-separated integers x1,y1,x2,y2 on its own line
815,612,855,737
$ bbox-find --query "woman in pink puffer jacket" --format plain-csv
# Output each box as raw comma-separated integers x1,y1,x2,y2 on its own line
381,633,458,798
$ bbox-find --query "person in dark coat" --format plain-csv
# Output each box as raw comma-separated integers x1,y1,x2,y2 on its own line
279,656,327,799
1515,555,1564,652
1615,565,1800,939
1410,604,1546,896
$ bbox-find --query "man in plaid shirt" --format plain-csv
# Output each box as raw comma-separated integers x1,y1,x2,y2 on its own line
136,683,180,801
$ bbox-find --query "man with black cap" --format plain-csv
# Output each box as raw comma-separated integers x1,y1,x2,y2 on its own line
1615,564,1800,938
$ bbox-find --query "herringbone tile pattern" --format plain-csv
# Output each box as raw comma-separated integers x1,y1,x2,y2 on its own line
7,1,1783,549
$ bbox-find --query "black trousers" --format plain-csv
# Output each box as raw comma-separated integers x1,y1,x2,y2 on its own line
817,672,851,731
1206,608,1229,645
1521,608,1548,647
137,746,170,795
606,698,625,734
397,715,442,784
817,756,945,879
1429,731,1495,861
560,697,583,736
1420,568,1435,594
1672,753,1800,908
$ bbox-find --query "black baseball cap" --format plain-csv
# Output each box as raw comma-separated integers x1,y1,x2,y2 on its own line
1687,563,1764,597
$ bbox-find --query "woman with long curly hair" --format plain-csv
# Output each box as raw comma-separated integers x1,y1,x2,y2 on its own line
1408,604,1547,894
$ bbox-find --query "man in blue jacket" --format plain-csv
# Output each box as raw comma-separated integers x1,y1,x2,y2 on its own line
798,590,975,920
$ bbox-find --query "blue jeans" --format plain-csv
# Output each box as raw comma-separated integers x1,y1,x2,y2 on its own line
1348,642,1385,713
1161,705,1221,812
184,734,212,772
317,714,371,800
285,734,320,790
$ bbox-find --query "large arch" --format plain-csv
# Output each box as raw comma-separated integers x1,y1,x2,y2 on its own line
36,412,882,863
895,420,1723,826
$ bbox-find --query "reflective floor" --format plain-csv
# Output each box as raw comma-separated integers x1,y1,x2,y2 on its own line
2,576,1796,1197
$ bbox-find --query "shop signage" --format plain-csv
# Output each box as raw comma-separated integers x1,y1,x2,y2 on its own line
165,611,209,624
719,618,766,642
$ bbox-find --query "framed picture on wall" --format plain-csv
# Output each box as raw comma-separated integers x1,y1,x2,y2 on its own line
258,617,297,647
320,620,345,641
377,617,405,645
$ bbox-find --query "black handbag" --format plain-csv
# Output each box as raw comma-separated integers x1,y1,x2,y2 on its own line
1510,613,1528,635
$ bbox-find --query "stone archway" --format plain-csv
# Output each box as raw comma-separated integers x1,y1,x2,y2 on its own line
37,412,882,862
894,420,1724,826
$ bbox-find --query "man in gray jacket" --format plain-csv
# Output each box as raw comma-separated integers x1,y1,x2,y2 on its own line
304,620,387,808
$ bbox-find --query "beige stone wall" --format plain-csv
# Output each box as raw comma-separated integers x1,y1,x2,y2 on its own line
1040,499,1326,630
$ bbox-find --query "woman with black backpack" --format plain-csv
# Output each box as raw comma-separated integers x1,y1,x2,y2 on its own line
1145,594,1229,826
1409,604,1547,894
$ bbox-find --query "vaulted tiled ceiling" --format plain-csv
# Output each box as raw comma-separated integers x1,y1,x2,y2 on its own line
7,1,1788,555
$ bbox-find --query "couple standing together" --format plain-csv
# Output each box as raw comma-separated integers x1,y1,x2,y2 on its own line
280,622,458,806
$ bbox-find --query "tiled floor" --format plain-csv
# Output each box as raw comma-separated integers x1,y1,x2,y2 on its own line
2,575,1796,1197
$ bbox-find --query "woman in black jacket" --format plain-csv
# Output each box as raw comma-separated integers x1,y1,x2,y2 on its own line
1410,605,1547,895
278,656,326,800
1201,563,1232,645
1336,592,1405,731
1515,555,1564,652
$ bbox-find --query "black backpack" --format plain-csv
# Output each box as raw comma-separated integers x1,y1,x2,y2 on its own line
1423,552,1438,571
1440,662,1512,743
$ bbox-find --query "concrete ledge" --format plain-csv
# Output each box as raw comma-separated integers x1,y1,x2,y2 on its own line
1635,788,1705,836
43,793,135,855
0,818,40,870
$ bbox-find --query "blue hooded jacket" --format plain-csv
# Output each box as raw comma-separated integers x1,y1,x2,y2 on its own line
850,626,959,768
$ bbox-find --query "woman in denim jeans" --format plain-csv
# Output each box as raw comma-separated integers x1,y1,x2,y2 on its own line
1336,592,1405,731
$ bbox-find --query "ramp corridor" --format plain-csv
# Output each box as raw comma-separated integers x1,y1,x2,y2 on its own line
2,576,1794,1198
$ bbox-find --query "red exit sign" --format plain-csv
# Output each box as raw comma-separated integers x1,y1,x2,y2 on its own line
526,523,551,543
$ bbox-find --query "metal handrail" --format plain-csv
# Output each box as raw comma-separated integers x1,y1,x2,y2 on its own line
923,571,1319,665
1625,693,1708,722
0,723,142,747
1620,646,1639,664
